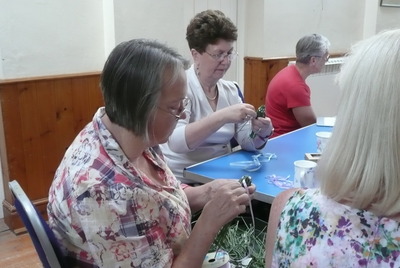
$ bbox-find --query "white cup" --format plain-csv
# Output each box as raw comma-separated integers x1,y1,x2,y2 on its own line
294,160,317,188
202,250,230,268
316,131,332,153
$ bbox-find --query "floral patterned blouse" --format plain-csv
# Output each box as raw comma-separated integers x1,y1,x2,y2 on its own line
272,188,400,267
47,108,191,267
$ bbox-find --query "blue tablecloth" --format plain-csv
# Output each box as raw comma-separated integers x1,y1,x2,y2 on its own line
184,124,333,203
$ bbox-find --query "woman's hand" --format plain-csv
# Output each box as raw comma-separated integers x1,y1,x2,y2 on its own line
251,116,274,138
218,103,257,124
176,180,255,268
200,179,255,228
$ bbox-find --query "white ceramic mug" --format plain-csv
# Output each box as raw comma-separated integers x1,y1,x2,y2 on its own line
293,160,317,188
316,131,332,153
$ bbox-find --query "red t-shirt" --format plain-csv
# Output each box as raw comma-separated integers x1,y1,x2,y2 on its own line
265,65,311,137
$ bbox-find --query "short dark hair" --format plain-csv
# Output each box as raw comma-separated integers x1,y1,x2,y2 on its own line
186,9,237,53
296,33,330,64
100,39,189,138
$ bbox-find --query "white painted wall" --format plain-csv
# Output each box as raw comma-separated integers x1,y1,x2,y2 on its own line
111,0,240,83
309,73,340,117
1,0,398,82
257,0,366,57
377,3,400,32
1,0,400,219
0,0,105,79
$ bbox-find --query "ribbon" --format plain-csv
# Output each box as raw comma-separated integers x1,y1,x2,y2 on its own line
266,174,293,189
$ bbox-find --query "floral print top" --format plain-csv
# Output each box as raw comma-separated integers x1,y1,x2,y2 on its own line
47,108,191,268
272,188,400,268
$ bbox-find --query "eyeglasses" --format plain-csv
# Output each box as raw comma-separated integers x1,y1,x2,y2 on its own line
311,54,330,62
205,50,238,62
158,97,190,121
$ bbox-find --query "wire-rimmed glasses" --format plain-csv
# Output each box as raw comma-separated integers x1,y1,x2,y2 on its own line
158,97,190,121
310,54,330,62
205,50,238,62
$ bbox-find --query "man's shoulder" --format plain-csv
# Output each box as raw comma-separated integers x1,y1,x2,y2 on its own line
277,64,297,75
271,65,300,84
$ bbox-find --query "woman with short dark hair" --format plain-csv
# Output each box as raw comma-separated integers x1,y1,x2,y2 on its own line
48,39,255,267
161,10,274,183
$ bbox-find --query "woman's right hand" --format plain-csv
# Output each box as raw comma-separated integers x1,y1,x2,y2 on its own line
200,179,254,229
218,103,257,124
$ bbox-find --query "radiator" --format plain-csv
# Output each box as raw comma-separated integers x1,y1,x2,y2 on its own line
289,57,344,117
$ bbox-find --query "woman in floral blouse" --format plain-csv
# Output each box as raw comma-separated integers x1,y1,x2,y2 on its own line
47,39,255,267
265,29,400,267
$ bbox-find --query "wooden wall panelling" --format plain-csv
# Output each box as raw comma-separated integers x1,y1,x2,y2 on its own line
0,72,103,232
21,80,51,200
1,83,25,201
243,57,267,108
243,56,294,109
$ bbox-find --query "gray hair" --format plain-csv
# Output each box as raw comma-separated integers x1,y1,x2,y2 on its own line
100,39,189,139
316,29,400,217
296,33,330,64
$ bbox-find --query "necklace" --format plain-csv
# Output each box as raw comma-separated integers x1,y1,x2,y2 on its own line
205,88,218,101
197,70,218,101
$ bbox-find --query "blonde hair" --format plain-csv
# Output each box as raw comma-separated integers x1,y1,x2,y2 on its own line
316,29,400,217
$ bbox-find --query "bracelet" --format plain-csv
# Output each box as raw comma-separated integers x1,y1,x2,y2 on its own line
254,128,273,150
258,128,274,142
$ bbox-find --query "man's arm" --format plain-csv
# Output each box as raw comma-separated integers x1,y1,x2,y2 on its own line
292,106,316,127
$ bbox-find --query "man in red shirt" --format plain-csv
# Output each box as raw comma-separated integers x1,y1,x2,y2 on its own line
265,34,330,137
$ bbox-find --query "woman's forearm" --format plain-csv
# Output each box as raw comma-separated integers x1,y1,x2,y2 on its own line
172,213,220,268
183,184,210,213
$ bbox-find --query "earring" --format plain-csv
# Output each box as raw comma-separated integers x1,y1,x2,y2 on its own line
196,64,200,77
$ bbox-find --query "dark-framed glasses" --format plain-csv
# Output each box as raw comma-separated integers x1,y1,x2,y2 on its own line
158,97,190,121
205,50,238,62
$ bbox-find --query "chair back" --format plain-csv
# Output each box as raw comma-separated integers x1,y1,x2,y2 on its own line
9,180,64,268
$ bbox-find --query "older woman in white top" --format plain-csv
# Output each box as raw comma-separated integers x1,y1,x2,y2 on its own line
161,10,273,183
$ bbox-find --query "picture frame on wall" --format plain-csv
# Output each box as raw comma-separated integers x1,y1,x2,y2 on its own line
381,0,400,7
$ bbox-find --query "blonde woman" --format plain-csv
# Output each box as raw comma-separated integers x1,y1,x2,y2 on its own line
266,29,400,267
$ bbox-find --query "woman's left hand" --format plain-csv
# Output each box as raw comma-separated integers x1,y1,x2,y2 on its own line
251,117,273,138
